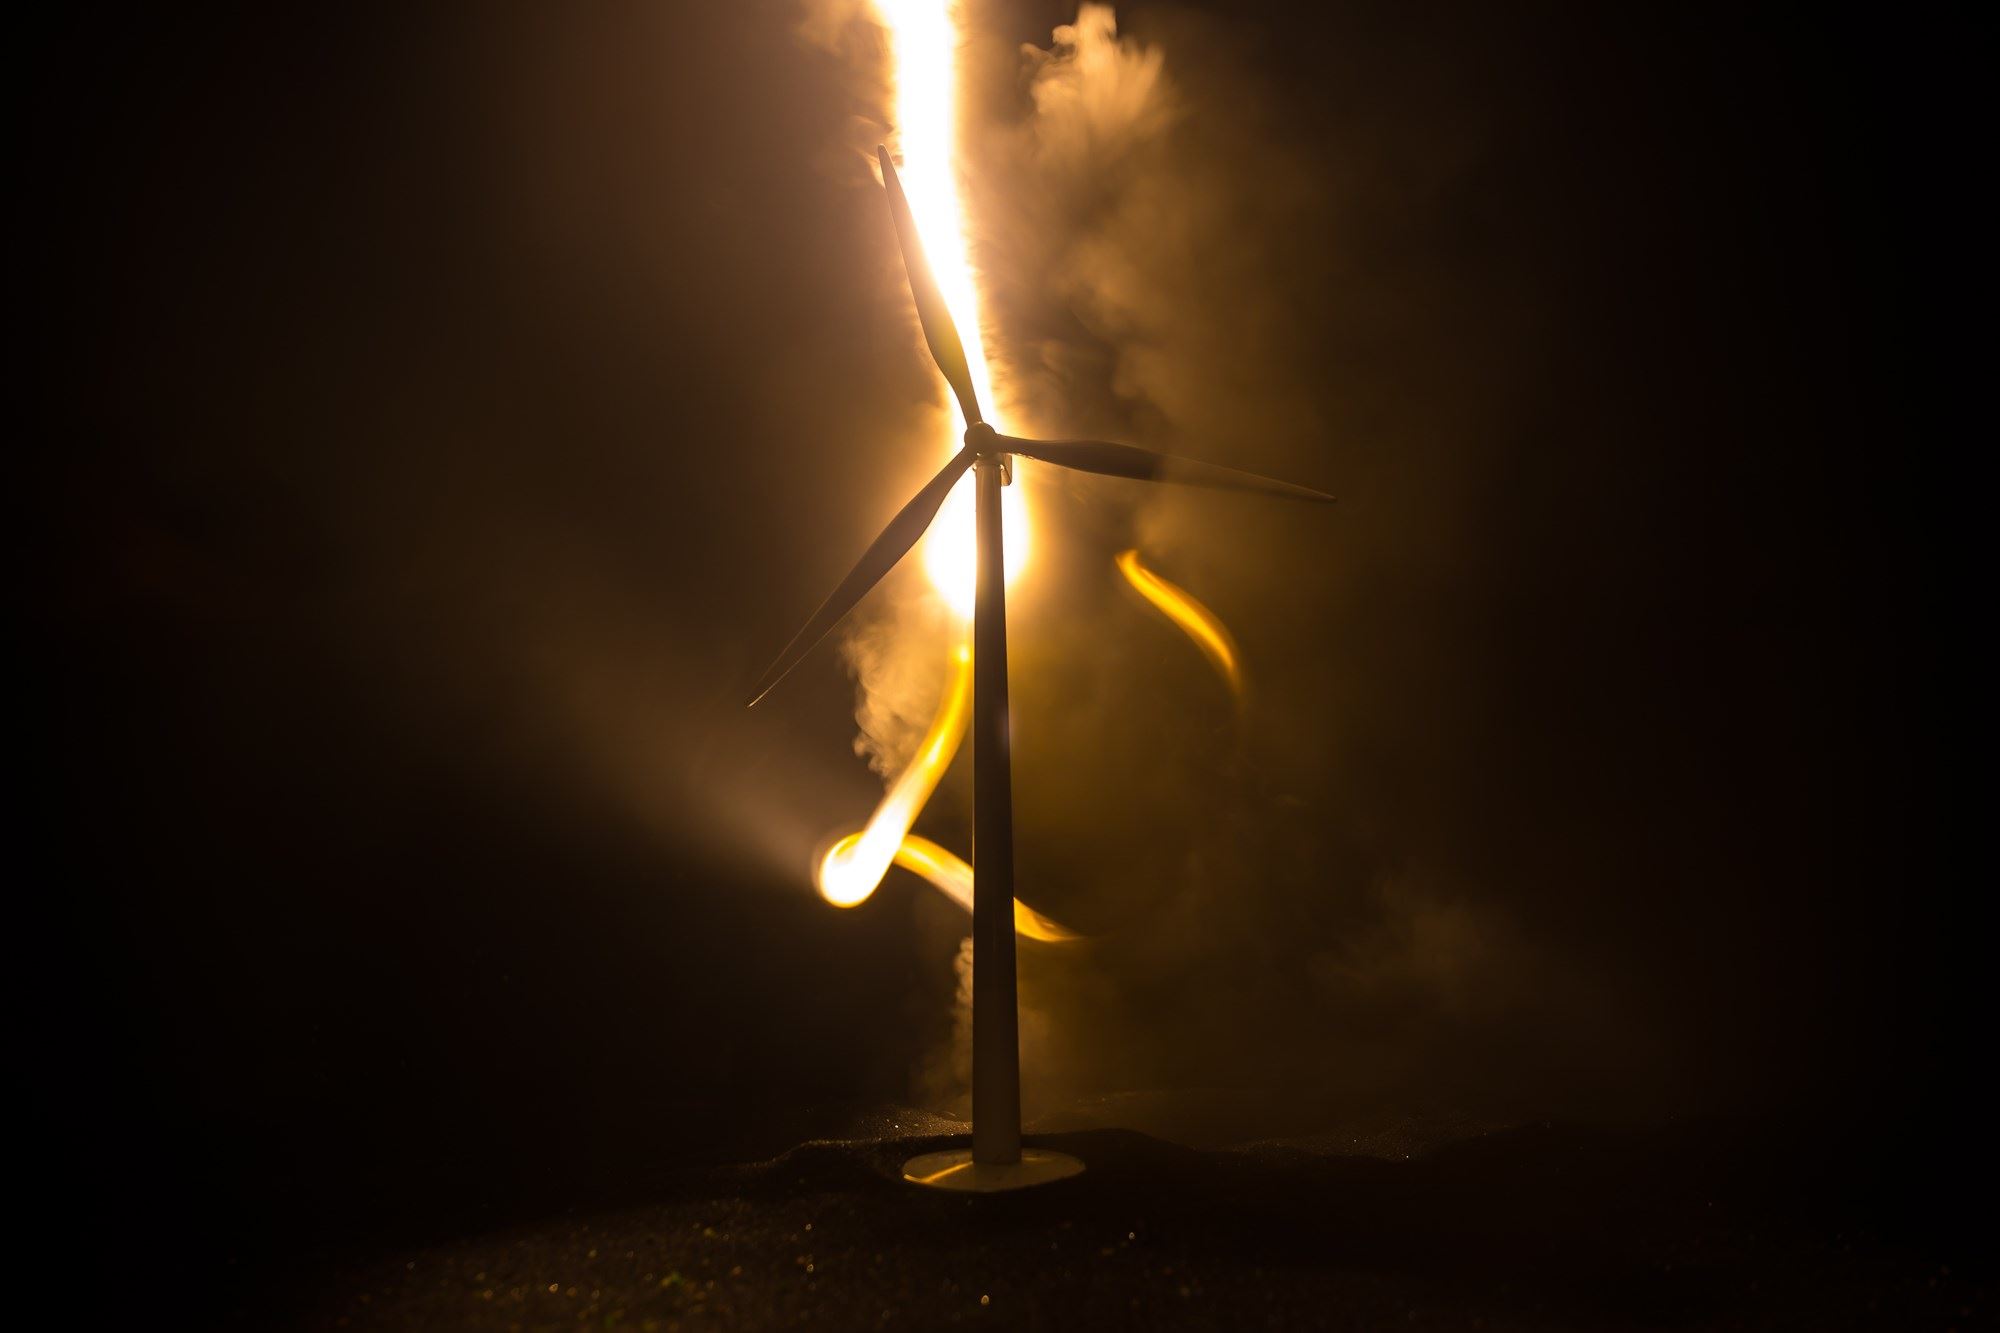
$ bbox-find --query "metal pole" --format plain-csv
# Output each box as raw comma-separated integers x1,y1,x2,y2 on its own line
971,454,1022,1165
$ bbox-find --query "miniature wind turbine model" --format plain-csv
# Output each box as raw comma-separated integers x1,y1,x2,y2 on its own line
748,147,1333,1191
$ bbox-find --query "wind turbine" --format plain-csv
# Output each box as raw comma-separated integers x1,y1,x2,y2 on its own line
749,146,1333,1191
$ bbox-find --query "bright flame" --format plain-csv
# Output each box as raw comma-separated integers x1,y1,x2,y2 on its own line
875,0,1028,615
1116,549,1245,696
817,642,973,906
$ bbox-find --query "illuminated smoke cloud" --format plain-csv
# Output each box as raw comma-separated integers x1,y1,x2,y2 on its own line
797,3,1610,1126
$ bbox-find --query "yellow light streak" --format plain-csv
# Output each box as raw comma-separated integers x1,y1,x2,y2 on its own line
815,643,1079,942
816,642,973,906
1115,549,1245,696
891,834,1081,942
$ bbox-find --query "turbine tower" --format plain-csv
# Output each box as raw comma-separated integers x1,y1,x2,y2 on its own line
749,147,1333,1190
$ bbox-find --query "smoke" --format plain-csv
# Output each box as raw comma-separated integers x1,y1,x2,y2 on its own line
918,936,977,1110
1017,5,1175,176
974,6,1329,460
841,584,959,776
808,5,1601,1130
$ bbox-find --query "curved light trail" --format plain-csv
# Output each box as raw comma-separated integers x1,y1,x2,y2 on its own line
1115,549,1246,699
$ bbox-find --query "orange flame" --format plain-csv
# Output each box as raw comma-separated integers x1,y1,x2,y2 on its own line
875,0,1028,614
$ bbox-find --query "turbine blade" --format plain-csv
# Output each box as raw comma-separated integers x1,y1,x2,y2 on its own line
746,448,976,707
998,435,1335,504
878,146,983,427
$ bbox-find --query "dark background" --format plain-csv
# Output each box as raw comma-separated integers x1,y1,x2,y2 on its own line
23,0,1977,1315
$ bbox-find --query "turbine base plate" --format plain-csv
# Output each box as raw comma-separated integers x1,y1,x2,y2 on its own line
901,1147,1085,1192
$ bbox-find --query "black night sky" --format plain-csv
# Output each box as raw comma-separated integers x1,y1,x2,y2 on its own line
25,3,1980,1328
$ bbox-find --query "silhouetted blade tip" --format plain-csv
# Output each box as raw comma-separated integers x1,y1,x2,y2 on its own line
742,449,975,706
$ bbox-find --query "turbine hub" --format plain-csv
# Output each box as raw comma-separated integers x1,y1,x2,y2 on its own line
964,421,1011,483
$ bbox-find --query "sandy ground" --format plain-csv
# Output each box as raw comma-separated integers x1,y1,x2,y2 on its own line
253,1106,1980,1331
